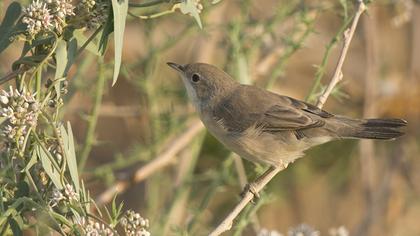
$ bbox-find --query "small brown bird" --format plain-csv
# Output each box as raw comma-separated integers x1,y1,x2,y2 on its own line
168,62,407,167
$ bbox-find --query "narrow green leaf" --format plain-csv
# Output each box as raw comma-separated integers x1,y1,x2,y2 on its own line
179,0,202,29
111,0,129,86
54,40,67,98
35,209,65,234
0,2,22,54
23,150,38,172
37,145,63,189
65,38,77,75
55,40,68,79
0,117,7,125
73,30,101,56
65,122,80,193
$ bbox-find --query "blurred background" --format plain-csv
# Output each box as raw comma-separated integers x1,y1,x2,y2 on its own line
1,0,419,235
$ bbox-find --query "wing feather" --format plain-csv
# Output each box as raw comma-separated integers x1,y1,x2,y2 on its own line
211,85,333,133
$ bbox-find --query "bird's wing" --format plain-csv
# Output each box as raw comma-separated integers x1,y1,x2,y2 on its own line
212,85,333,133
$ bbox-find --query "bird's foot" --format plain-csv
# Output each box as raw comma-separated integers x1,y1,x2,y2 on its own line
240,182,260,204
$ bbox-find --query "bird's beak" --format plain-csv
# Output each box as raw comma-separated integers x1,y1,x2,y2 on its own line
167,62,185,73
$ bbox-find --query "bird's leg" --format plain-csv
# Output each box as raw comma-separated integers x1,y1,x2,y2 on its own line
240,166,280,202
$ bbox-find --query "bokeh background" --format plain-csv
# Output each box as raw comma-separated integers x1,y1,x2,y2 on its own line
1,0,419,235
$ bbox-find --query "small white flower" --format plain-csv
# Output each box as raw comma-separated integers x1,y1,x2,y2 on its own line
23,0,53,37
49,187,65,207
48,0,75,33
78,217,115,236
0,96,9,105
64,184,79,201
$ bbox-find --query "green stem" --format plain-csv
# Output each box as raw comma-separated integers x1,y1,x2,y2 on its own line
36,68,42,100
128,9,175,19
78,57,106,172
129,0,180,8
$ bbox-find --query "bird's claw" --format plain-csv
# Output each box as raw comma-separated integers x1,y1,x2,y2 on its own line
240,182,260,204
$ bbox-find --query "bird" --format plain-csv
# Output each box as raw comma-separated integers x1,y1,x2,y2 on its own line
167,62,407,168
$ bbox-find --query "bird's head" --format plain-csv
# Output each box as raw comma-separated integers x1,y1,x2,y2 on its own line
167,62,237,108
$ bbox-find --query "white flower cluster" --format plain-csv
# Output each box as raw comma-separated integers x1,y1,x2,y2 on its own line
191,0,203,14
49,187,65,207
288,224,320,236
181,0,203,16
79,217,115,236
49,184,79,207
121,210,151,236
64,183,79,201
22,0,75,38
22,0,53,38
47,0,75,33
0,86,39,148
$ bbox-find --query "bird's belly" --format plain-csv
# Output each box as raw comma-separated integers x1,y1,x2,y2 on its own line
200,114,322,167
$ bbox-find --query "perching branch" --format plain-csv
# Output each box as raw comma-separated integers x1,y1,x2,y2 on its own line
208,1,367,235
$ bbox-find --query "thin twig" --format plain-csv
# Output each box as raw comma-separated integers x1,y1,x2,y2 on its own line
96,120,204,204
209,166,285,236
316,0,366,108
209,1,367,235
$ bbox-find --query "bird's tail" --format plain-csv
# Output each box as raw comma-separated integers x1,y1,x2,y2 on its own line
334,117,407,140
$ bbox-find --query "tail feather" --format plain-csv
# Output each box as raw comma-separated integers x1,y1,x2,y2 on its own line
336,117,407,140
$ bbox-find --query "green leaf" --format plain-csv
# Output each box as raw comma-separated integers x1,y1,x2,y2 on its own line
64,122,80,193
65,39,77,75
55,40,67,80
0,2,22,54
0,117,7,126
110,0,129,86
73,30,101,56
37,145,63,189
23,150,38,172
35,209,65,234
179,0,202,29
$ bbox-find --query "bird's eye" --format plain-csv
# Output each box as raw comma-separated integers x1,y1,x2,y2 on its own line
191,73,200,83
